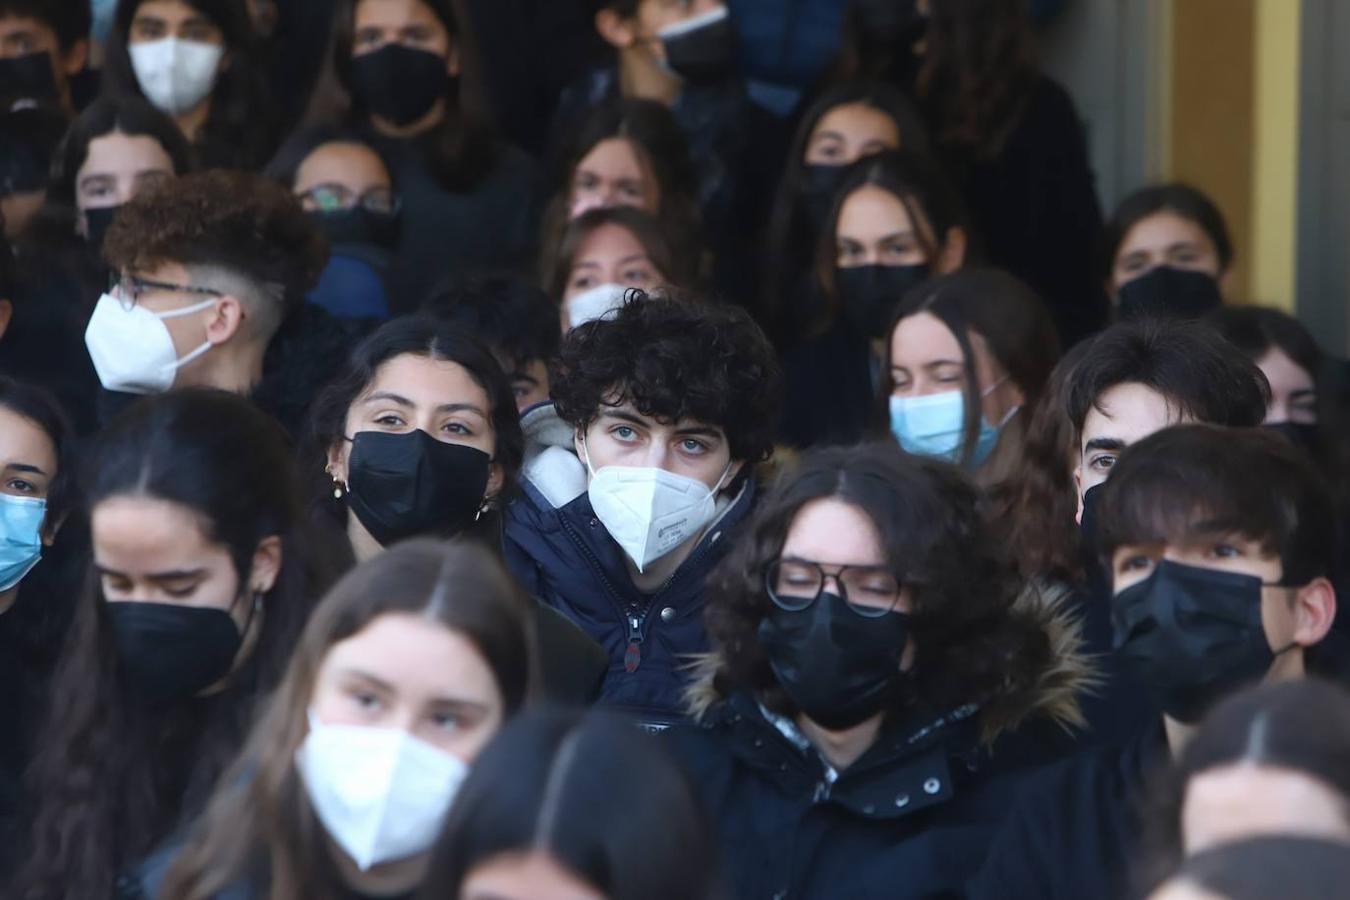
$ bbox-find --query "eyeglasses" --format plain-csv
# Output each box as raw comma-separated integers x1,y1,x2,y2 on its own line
765,559,903,619
298,183,401,216
109,272,224,311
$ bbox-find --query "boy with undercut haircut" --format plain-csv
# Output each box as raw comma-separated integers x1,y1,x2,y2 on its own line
970,424,1347,900
504,291,782,725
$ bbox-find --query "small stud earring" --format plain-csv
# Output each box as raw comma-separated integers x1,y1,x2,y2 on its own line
332,476,346,500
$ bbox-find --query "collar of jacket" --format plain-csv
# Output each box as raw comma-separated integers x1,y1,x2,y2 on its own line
702,690,983,820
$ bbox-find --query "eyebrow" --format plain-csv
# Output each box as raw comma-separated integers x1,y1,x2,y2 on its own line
511,371,540,387
1084,437,1127,453
95,565,207,581
78,174,114,189
4,462,48,476
810,130,845,144
598,409,724,439
363,392,485,416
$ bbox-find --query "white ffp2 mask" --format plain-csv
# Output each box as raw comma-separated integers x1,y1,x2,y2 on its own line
295,714,468,872
565,283,628,330
129,38,224,115
84,292,216,394
583,439,731,572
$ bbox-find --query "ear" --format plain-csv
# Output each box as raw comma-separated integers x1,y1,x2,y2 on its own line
595,8,638,48
205,296,246,345
60,39,90,76
1293,577,1337,648
248,535,284,594
1072,465,1084,525
935,226,967,273
1217,266,1235,301
573,427,587,464
446,35,462,77
0,299,12,342
326,438,350,486
485,461,504,502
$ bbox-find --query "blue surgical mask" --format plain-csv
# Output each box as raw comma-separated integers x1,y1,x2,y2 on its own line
0,494,45,592
888,386,1017,468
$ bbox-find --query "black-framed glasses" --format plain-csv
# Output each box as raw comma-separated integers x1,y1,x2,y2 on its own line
109,272,223,311
298,183,401,217
766,559,903,619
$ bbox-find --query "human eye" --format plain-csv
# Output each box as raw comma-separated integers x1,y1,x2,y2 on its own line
5,478,37,494
569,273,596,291
1207,543,1243,560
837,241,862,265
354,26,384,49
431,710,463,732
678,437,708,455
442,420,472,436
101,575,134,597
573,171,599,191
1089,453,1118,473
162,582,199,599
181,22,216,42
373,413,407,428
612,425,639,442
132,19,166,41
1116,553,1155,576
623,265,655,286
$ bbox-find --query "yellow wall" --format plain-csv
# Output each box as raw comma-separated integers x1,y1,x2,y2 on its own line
1164,0,1300,310
1249,0,1300,310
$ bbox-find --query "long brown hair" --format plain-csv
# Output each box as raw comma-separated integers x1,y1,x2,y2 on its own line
159,539,537,900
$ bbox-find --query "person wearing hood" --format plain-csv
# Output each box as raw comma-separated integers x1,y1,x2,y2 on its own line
503,290,782,726
969,424,1348,900
667,441,1096,899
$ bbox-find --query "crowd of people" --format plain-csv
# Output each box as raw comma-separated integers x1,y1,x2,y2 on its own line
1,1,1348,898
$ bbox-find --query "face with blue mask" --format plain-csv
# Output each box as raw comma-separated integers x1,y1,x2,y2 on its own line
886,311,1022,468
0,404,58,611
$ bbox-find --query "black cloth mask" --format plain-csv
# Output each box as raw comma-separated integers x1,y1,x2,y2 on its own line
758,591,910,731
84,204,122,252
0,52,58,107
1117,266,1223,322
310,208,399,251
1112,559,1280,724
800,163,848,230
108,600,244,707
348,44,448,128
1264,421,1322,457
836,263,930,338
346,430,491,547
661,11,737,84
1079,483,1110,598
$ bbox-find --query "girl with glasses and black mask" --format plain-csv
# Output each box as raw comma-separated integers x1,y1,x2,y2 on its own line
329,0,541,314
8,389,331,900
307,316,606,706
669,441,1094,900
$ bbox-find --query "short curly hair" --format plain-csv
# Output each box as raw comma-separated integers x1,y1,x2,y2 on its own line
550,291,782,465
703,442,1053,720
104,170,328,341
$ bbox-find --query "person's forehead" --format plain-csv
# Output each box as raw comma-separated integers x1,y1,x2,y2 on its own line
1082,382,1187,449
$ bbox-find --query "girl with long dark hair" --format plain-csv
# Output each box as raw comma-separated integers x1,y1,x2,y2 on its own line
10,389,330,900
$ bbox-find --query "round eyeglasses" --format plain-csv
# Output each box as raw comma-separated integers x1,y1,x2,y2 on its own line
298,183,401,217
765,559,903,619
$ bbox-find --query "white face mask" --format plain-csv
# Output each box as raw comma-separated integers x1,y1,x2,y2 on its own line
565,283,628,330
295,713,469,872
84,292,216,394
129,37,225,115
582,438,732,572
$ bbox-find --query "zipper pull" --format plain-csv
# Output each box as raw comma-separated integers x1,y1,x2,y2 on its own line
624,615,643,673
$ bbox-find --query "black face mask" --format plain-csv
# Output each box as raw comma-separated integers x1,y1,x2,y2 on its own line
1265,421,1322,456
108,600,245,707
1078,483,1110,598
855,0,928,46
1117,266,1223,322
346,430,491,547
348,44,448,128
310,208,399,251
1112,559,1280,724
661,9,737,84
0,52,58,106
800,164,848,230
83,204,122,251
836,263,930,338
758,592,910,731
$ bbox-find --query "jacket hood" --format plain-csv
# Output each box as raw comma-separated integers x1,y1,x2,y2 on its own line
684,581,1100,746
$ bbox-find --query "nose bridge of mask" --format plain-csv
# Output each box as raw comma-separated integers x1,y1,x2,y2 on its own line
567,283,628,329
657,4,730,39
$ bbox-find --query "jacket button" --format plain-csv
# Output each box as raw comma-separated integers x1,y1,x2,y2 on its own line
895,793,910,808
660,606,676,622
924,777,941,795
753,737,764,748
589,517,598,527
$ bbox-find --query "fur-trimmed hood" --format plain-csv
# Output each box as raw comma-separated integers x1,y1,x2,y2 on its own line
684,581,1100,746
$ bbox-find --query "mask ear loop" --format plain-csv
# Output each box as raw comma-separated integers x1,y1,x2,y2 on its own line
155,297,222,378
579,431,597,478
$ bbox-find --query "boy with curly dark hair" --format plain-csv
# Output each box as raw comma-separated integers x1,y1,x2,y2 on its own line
86,169,328,400
504,291,783,724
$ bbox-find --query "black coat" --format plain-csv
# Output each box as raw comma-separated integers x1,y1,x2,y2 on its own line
667,587,1097,900
668,692,1082,900
964,719,1166,900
